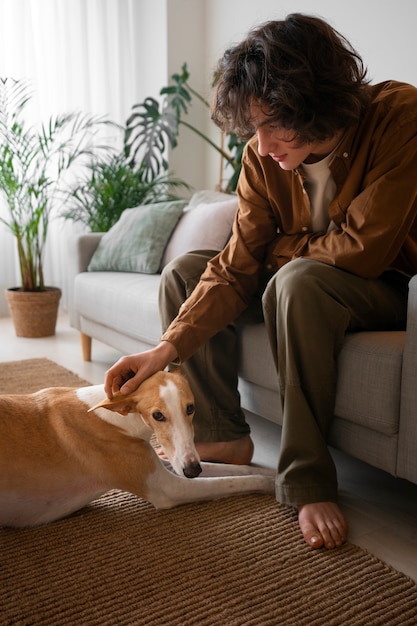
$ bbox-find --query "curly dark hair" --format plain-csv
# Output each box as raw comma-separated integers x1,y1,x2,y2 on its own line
211,13,370,143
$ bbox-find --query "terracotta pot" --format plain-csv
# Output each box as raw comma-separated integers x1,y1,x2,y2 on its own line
5,287,62,338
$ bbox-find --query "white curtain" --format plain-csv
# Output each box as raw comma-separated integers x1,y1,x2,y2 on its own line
0,0,165,315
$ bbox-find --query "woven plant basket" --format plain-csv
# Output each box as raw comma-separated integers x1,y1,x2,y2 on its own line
5,287,62,338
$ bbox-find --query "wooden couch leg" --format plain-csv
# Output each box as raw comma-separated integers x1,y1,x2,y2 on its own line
80,333,92,361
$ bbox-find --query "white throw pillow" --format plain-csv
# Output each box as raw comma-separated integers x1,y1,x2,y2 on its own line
186,189,234,209
162,195,238,267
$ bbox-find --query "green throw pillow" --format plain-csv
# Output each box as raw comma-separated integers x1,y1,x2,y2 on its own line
88,200,187,274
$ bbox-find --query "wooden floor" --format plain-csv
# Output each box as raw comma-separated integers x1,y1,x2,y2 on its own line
1,313,416,583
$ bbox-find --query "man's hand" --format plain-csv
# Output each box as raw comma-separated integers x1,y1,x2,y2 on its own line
104,341,178,398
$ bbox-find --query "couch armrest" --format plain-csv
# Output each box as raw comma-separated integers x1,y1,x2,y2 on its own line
75,233,104,272
67,233,104,327
398,274,417,482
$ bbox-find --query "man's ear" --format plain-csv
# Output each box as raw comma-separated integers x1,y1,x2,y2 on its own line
89,392,138,416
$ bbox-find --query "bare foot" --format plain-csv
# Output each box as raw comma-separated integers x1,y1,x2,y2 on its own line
298,501,348,550
156,434,254,465
196,435,254,465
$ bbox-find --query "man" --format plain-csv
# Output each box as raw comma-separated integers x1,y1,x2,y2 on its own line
104,14,417,550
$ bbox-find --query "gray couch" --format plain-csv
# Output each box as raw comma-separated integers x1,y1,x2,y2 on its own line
68,191,417,486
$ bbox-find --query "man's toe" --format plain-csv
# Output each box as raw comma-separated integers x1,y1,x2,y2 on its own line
302,526,324,549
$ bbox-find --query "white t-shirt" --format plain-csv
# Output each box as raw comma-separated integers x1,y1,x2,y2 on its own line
301,151,337,232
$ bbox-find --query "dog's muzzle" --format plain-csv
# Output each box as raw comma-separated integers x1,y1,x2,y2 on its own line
183,462,202,478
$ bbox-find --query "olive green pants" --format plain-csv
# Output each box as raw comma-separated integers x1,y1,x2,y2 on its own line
159,252,409,505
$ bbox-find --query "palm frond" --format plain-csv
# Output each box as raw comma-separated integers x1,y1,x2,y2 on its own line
0,77,115,290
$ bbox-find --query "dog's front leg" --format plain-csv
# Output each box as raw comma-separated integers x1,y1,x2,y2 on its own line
158,458,275,478
144,459,275,510
199,462,276,478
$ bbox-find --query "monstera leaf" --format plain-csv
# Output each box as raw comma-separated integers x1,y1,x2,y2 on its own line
123,64,245,192
125,97,179,181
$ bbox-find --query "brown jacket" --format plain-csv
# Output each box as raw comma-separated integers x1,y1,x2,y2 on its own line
162,81,417,362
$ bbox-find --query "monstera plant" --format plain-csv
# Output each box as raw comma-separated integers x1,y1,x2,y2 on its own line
124,63,246,193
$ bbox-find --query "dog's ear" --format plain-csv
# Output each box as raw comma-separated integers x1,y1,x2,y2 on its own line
89,392,138,416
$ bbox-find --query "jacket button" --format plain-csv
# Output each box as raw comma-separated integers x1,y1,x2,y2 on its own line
343,152,349,158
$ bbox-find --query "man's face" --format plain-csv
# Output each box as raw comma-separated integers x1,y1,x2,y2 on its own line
250,102,330,170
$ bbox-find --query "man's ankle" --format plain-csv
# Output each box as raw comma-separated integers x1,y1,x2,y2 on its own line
195,435,254,465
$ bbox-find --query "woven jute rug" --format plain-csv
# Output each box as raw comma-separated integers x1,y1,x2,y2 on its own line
1,358,417,626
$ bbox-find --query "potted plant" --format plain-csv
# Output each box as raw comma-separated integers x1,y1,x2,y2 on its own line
124,63,246,193
62,64,241,238
61,150,189,233
0,77,111,337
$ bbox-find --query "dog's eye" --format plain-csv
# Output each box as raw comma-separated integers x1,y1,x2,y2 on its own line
152,411,166,422
186,403,195,415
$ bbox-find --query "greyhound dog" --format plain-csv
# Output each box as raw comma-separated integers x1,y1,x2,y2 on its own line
0,369,275,527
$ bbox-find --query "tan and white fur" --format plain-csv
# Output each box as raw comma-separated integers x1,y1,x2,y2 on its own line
0,369,275,528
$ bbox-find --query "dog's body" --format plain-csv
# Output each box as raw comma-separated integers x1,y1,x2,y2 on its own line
0,370,275,528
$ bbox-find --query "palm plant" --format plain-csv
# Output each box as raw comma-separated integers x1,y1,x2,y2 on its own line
0,78,110,291
124,64,246,192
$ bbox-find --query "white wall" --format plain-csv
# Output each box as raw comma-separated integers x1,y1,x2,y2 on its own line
172,0,417,191
205,0,417,83
166,0,207,195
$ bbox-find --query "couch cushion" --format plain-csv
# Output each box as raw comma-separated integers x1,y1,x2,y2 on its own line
162,195,238,266
238,325,405,436
237,324,278,392
88,200,186,274
75,272,163,344
335,331,405,435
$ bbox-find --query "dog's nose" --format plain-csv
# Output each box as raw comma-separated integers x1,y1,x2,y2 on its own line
183,462,202,478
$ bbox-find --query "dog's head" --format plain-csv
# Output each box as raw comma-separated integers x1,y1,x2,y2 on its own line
91,370,201,478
